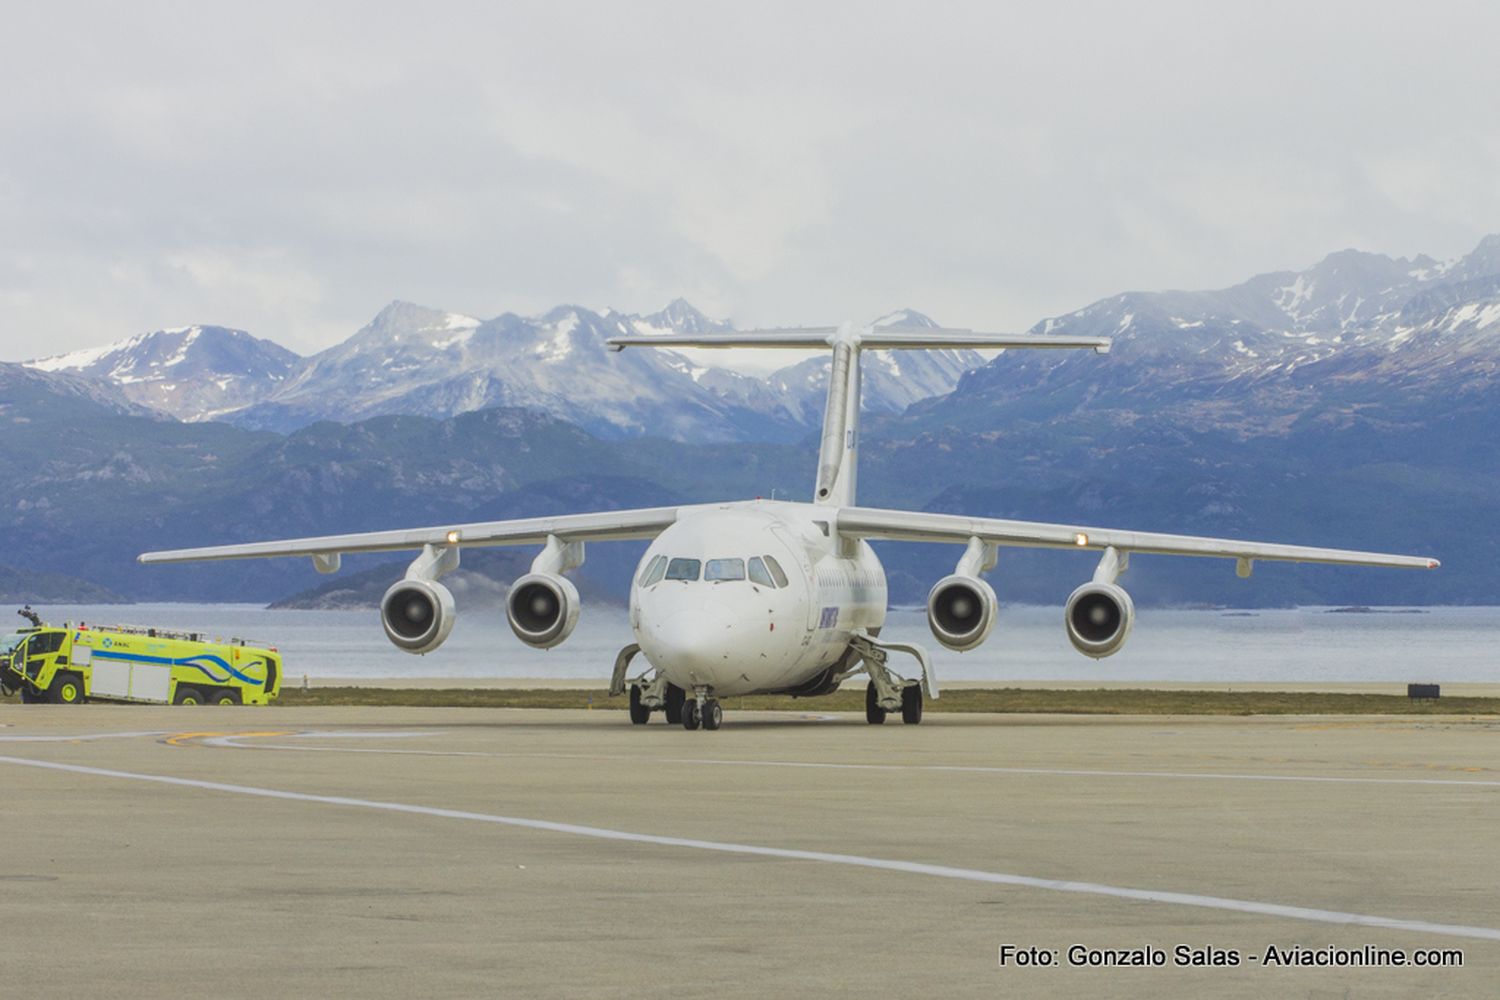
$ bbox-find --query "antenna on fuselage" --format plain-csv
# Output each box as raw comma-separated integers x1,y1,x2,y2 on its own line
606,323,1110,508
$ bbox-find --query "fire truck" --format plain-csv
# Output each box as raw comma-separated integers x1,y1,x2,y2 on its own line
1,611,282,705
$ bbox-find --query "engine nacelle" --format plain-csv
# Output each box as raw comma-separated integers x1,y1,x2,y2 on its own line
507,573,581,649
381,578,456,654
927,575,998,652
1064,581,1135,659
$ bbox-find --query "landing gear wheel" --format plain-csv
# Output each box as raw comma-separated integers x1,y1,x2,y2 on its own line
50,673,85,705
901,684,923,725
865,681,886,725
628,684,651,725
702,699,723,731
211,689,240,706
663,683,685,725
681,700,701,731
173,686,204,706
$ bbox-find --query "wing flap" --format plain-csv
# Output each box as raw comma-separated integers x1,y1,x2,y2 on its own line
837,506,1439,571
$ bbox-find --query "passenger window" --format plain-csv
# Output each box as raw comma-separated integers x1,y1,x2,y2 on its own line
638,555,667,587
748,557,775,588
705,558,745,582
665,558,701,581
763,555,790,588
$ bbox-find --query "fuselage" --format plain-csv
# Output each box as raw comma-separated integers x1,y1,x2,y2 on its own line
629,500,886,697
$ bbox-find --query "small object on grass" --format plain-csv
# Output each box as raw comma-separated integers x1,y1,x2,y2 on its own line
1407,683,1440,700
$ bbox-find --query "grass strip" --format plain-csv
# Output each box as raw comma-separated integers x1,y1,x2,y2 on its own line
268,686,1500,715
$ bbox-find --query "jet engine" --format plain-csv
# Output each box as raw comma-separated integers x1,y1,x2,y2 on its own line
507,573,581,649
927,574,998,652
1064,581,1135,659
381,578,456,654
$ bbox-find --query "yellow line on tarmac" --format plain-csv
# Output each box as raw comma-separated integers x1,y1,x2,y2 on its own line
162,731,291,747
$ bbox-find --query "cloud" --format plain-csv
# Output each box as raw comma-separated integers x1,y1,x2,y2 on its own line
1,0,1498,359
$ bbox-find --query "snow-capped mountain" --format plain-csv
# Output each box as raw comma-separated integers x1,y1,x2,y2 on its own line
28,325,299,421
929,233,1500,434
23,300,983,441
185,299,984,441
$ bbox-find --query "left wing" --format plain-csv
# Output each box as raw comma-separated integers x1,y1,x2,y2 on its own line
836,506,1439,572
138,505,690,565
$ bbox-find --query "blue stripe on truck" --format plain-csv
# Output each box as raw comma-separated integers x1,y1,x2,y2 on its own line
88,648,264,687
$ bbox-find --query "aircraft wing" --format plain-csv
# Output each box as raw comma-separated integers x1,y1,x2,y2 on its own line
137,505,688,565
835,506,1439,572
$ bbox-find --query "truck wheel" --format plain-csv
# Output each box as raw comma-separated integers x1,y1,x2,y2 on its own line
20,688,43,704
210,689,240,706
174,686,205,705
50,673,86,705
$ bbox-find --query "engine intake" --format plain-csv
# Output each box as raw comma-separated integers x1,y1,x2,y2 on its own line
927,575,998,652
507,573,581,649
1064,581,1135,659
381,578,456,654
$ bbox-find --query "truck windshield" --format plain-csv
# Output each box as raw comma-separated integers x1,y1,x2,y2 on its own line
0,633,24,656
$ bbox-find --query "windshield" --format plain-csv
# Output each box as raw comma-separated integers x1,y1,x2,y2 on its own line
705,558,745,582
665,558,701,581
0,633,25,656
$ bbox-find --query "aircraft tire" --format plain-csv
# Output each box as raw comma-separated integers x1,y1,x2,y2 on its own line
628,685,651,724
702,699,722,731
663,684,685,724
901,684,922,725
682,700,701,731
865,682,886,725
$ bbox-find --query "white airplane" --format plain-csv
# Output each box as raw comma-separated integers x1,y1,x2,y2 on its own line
139,323,1439,730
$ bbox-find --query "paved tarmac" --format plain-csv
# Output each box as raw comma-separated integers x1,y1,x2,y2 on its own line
1,705,1497,998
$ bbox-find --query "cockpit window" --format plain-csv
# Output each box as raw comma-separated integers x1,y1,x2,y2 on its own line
639,555,667,587
705,558,745,582
665,558,701,581
763,555,790,588
747,557,775,588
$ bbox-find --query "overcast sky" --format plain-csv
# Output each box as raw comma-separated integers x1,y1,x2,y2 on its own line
2,1,1497,360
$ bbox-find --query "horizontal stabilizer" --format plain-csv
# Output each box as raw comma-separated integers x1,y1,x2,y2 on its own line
607,329,836,351
608,326,1110,353
860,328,1110,352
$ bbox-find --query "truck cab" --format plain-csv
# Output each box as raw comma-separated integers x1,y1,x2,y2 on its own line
1,628,77,703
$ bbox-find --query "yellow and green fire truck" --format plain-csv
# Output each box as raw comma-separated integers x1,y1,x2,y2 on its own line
1,620,282,705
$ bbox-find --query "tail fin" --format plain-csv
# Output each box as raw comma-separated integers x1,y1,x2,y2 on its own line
607,325,1110,507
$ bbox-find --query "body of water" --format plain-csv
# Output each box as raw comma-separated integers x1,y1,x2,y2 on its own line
20,602,1498,685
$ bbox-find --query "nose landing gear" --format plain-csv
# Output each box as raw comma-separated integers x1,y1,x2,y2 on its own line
682,687,722,731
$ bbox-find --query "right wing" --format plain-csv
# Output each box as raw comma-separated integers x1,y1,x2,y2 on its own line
836,506,1439,572
137,505,690,565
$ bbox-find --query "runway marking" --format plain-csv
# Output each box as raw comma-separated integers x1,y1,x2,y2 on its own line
2,754,1498,943
195,734,1500,789
0,730,171,743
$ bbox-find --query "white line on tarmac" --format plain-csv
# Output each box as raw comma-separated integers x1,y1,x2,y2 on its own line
2,752,1497,943
203,734,1500,789
0,730,171,743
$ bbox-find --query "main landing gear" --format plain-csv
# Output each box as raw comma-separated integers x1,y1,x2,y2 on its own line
610,642,694,728
851,631,935,726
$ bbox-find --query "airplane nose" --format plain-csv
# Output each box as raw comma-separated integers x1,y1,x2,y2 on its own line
641,602,738,683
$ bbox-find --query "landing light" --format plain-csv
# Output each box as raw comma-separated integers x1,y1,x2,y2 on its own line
446,529,461,544
1074,533,1089,547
